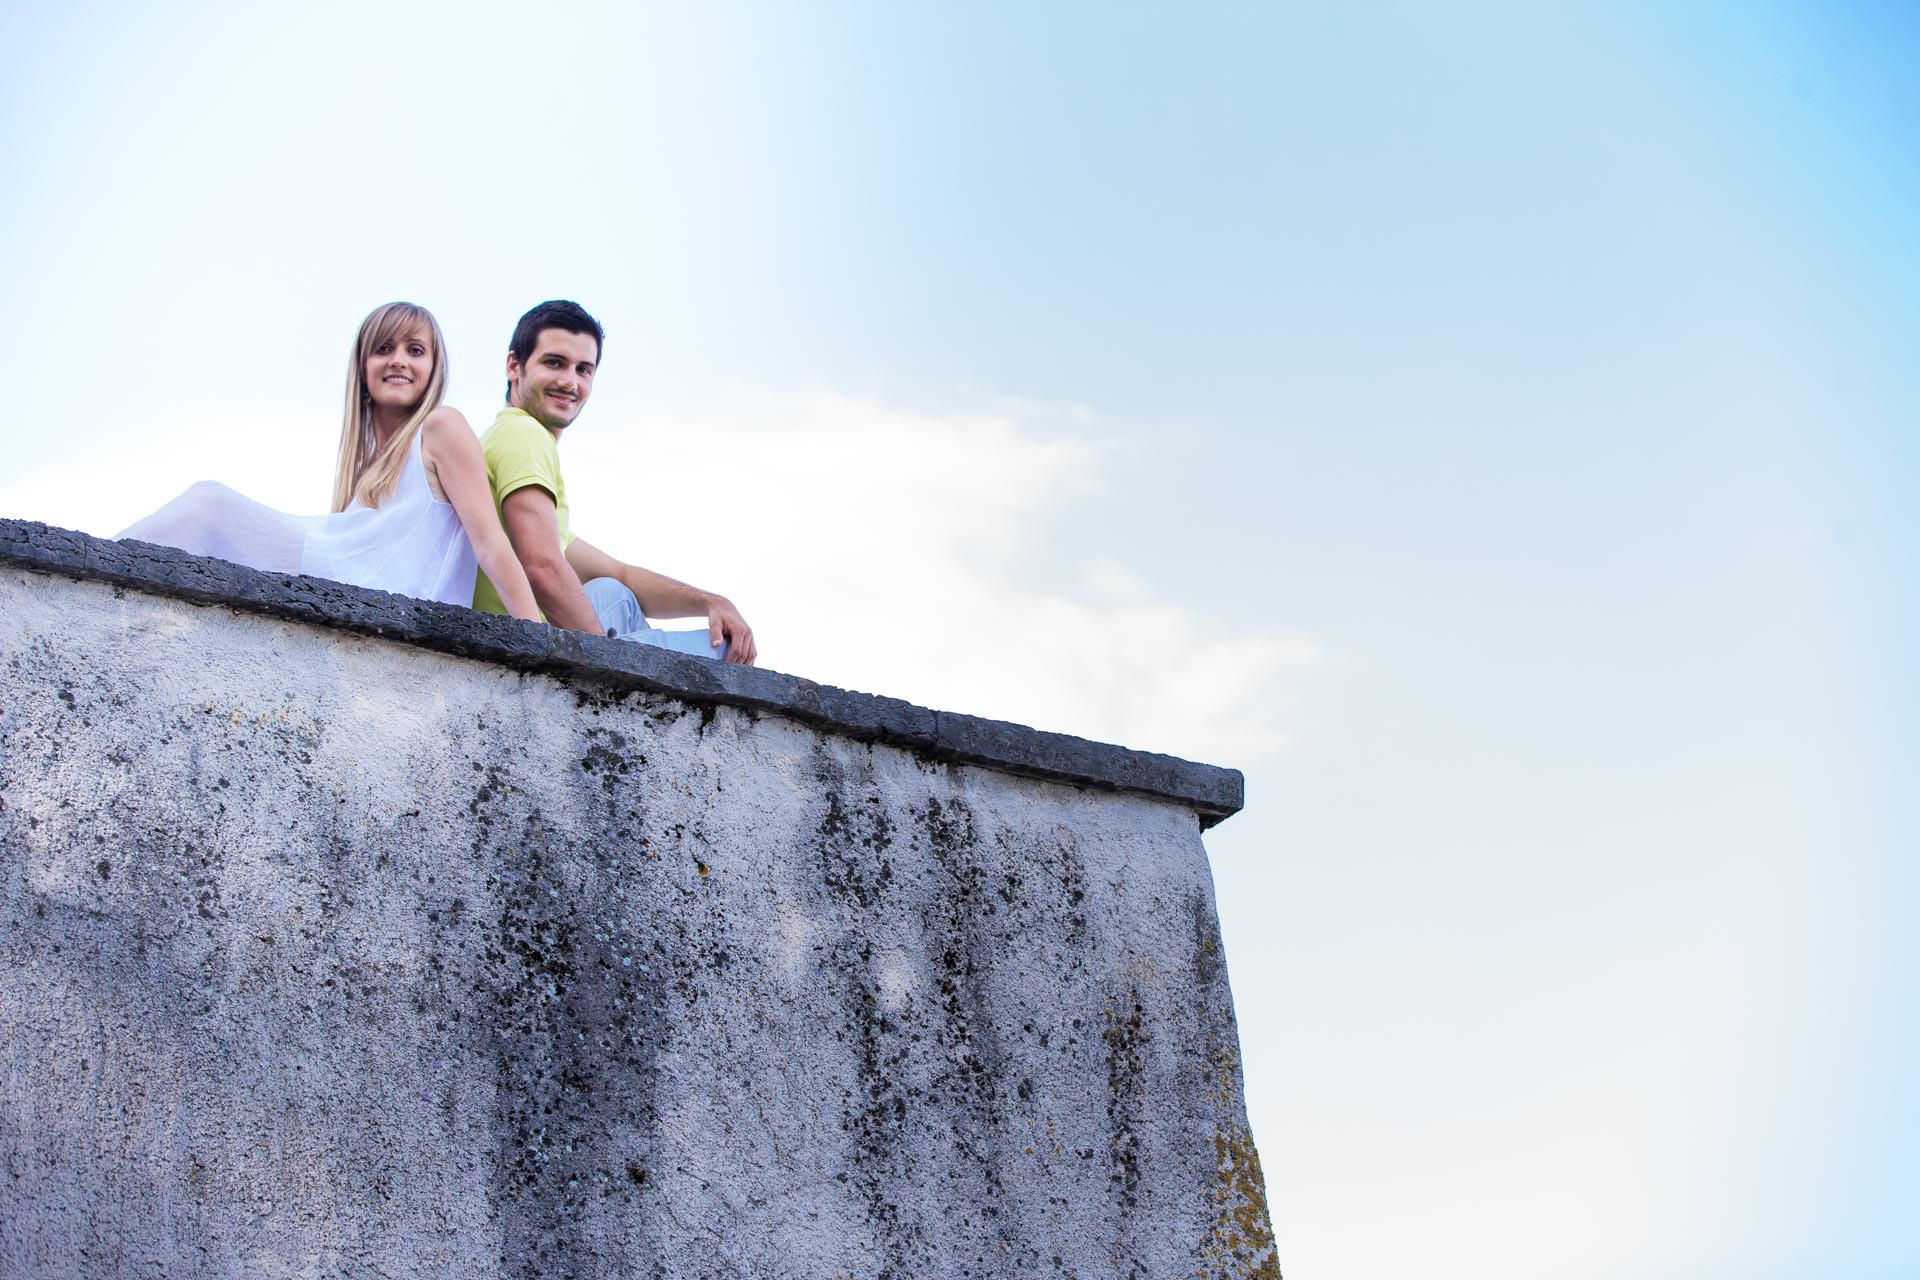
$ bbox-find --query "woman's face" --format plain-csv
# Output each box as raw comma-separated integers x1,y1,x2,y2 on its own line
363,324,435,415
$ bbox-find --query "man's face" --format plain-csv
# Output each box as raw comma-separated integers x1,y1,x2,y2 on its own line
507,328,599,431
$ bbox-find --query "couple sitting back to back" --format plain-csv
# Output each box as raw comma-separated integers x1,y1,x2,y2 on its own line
120,300,756,665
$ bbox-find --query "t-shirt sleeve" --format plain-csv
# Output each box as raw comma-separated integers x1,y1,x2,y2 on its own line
484,417,562,509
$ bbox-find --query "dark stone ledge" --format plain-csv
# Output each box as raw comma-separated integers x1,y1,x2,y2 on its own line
0,518,1244,826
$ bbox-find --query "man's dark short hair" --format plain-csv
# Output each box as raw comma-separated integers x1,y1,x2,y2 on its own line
506,300,605,399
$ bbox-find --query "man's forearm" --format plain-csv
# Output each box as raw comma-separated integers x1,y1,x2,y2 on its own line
559,536,754,663
618,564,721,620
498,488,603,633
526,558,604,633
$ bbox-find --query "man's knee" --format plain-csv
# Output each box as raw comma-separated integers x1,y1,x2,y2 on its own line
581,577,645,637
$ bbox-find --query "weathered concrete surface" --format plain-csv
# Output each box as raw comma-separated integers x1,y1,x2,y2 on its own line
0,558,1278,1278
0,520,1245,827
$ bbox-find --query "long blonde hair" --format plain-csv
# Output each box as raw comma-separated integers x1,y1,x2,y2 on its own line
331,302,449,512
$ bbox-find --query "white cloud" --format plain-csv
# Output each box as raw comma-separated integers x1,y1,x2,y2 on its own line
567,391,1319,764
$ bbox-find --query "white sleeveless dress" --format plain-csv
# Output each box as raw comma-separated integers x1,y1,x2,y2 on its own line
118,433,478,607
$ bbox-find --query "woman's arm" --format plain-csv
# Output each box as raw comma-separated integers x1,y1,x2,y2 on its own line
419,408,543,622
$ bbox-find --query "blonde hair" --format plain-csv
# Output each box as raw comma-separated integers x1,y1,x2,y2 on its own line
331,302,450,512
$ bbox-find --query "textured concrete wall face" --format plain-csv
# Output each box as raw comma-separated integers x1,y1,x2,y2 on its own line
0,564,1277,1279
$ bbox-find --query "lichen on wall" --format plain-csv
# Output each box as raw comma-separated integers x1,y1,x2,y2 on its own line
0,565,1278,1279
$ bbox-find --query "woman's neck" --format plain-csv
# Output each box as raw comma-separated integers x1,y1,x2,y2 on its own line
368,404,414,452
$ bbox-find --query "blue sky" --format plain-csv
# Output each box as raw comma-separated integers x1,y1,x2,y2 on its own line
4,2,1915,1275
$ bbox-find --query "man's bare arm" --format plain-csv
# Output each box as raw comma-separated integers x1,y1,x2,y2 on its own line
499,488,603,633
566,536,757,665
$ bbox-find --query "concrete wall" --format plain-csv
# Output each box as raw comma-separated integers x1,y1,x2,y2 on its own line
0,523,1278,1279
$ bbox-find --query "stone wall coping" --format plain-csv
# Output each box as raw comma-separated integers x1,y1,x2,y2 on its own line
0,519,1244,826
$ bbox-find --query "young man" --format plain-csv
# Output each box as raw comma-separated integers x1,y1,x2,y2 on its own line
472,300,757,664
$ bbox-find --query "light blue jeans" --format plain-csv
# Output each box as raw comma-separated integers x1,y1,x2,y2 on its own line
582,577,729,661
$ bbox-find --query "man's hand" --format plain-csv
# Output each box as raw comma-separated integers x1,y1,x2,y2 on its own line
707,597,756,666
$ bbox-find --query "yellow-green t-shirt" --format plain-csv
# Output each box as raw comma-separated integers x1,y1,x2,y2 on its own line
472,406,573,615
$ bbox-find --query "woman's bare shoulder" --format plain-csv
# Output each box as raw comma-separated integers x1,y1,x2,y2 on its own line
419,406,482,459
420,405,474,437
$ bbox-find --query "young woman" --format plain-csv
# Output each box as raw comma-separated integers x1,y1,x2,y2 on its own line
120,302,539,620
